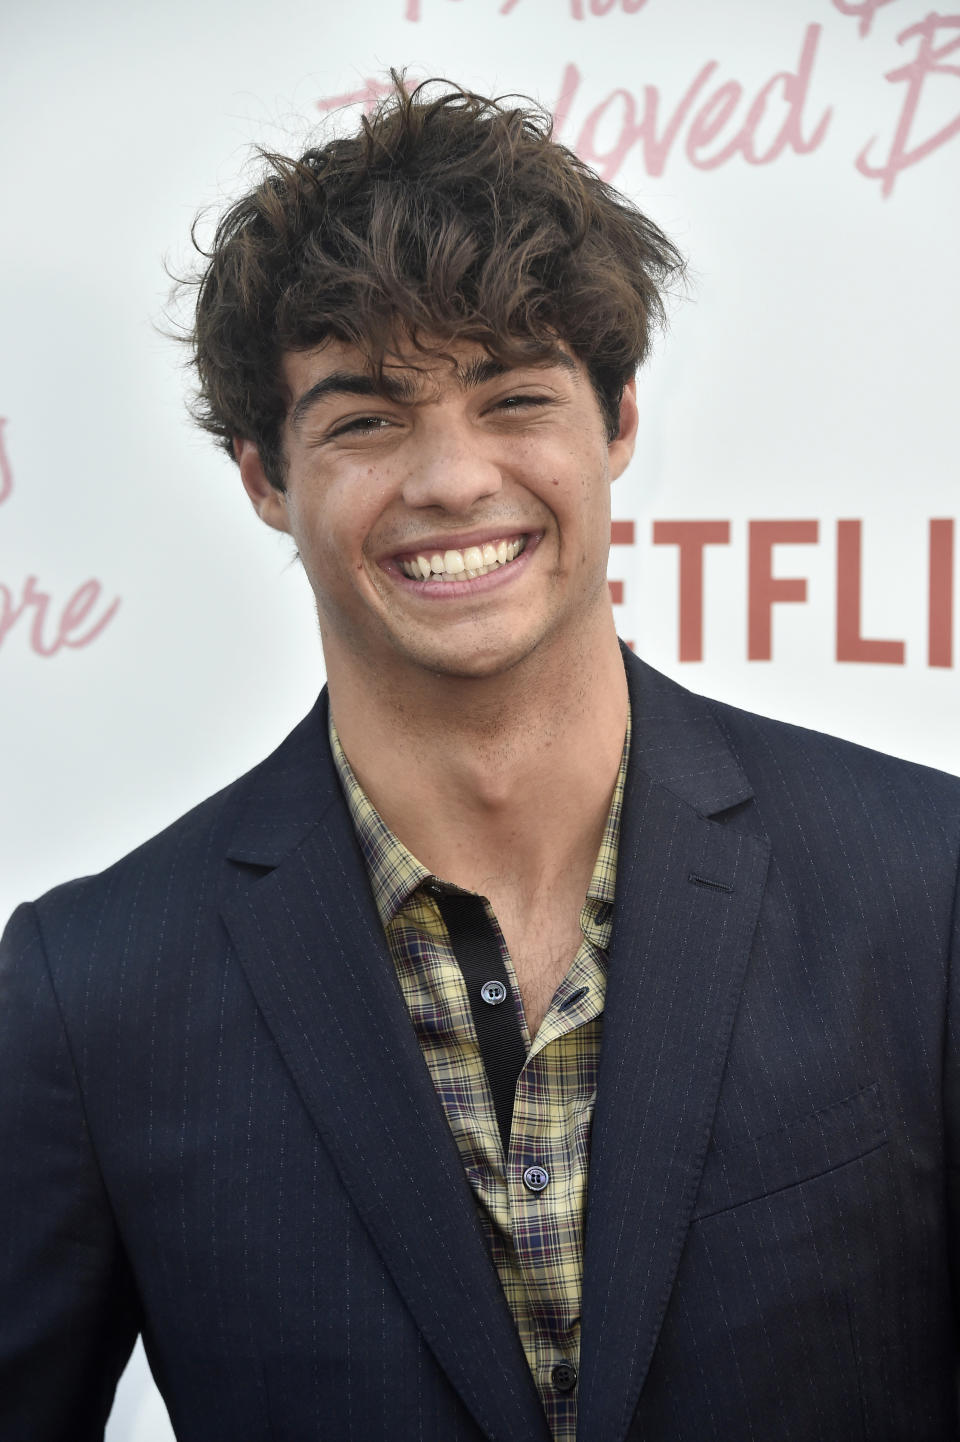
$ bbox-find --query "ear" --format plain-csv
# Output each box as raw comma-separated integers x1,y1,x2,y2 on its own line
607,378,638,482
235,438,292,534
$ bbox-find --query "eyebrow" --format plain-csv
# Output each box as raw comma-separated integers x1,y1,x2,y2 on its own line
289,348,578,432
289,371,413,431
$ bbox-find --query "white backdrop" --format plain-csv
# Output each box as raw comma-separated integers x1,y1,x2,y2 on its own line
3,1,958,1435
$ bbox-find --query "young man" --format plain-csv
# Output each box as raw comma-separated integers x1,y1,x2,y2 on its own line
2,77,959,1442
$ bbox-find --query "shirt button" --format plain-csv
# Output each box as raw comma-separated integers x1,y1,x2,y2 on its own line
480,979,507,1005
522,1165,550,1193
551,1361,578,1392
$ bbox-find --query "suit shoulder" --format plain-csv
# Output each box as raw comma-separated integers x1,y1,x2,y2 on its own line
704,693,960,838
25,694,332,938
24,774,243,944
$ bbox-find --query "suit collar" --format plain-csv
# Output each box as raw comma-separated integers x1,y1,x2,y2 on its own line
619,646,755,817
223,693,337,866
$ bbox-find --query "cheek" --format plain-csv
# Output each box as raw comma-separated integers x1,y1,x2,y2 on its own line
288,489,360,565
286,520,348,600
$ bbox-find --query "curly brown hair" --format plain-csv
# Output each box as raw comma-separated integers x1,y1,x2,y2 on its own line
187,73,683,489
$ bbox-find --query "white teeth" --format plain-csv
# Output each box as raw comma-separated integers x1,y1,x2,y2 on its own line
399,536,527,581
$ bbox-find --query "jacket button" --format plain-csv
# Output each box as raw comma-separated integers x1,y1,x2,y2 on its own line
551,1361,578,1392
522,1165,550,1192
480,980,507,1005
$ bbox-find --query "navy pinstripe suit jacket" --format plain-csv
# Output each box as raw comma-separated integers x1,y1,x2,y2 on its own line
3,652,960,1441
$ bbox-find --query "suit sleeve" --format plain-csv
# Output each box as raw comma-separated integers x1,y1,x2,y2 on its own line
945,847,960,1337
0,902,141,1441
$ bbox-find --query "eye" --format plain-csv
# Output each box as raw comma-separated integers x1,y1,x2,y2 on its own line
329,415,393,438
495,393,553,412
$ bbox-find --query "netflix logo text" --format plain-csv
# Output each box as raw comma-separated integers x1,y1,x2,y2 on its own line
609,518,956,667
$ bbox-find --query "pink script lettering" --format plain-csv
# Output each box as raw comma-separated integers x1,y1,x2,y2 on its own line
0,420,121,657
0,577,120,657
831,0,904,39
499,0,648,18
553,23,830,181
316,78,398,114
0,419,12,507
856,12,960,196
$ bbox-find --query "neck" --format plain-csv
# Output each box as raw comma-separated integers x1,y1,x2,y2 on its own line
325,614,629,896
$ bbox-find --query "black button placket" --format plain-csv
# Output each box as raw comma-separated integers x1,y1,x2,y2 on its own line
433,888,527,1155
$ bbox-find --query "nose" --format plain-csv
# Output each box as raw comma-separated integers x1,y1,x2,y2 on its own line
400,417,504,513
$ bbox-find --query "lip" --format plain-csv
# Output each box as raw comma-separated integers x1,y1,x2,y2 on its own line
382,531,542,598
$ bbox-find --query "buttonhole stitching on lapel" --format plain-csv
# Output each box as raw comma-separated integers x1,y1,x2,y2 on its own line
559,986,589,1010
688,872,735,893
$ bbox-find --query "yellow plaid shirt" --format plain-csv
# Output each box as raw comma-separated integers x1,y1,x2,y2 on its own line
329,712,629,1442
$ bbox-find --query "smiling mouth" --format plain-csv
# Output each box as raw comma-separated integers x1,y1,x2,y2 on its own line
397,535,528,582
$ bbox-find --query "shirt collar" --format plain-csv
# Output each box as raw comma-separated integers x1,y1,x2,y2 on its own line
586,702,630,910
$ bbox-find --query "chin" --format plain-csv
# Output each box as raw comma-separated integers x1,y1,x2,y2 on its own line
401,629,549,683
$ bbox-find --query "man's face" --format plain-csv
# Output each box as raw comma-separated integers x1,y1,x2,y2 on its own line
238,336,637,687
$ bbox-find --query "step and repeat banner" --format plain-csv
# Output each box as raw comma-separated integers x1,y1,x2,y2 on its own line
3,1,958,1435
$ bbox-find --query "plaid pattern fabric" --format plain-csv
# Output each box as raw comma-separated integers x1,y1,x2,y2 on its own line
329,713,629,1442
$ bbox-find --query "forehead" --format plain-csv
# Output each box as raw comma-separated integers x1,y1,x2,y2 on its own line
282,336,583,428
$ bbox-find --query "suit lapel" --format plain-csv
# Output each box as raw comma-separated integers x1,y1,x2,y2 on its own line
221,696,551,1442
577,656,770,1442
